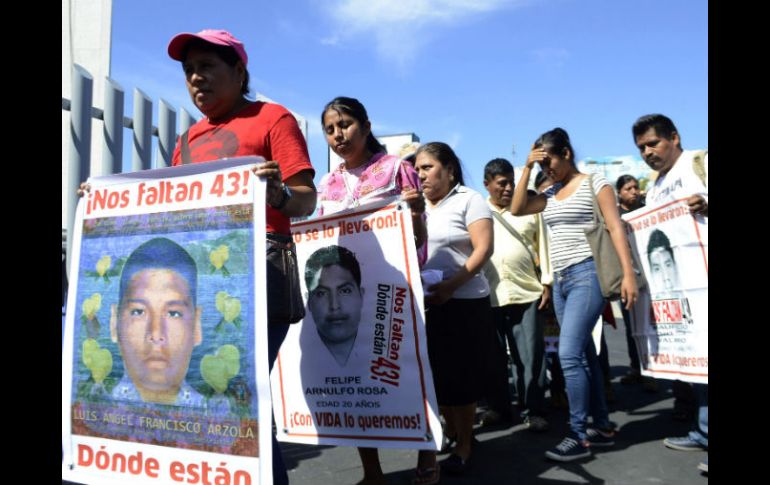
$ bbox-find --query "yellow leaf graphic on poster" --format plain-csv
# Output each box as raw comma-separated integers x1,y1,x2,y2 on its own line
215,291,242,331
223,297,241,323
201,345,241,394
209,245,231,275
82,338,113,384
86,254,124,283
216,291,228,314
82,294,102,320
96,255,111,276
81,294,102,338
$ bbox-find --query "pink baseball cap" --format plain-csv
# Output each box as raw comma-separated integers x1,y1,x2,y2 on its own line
168,29,248,66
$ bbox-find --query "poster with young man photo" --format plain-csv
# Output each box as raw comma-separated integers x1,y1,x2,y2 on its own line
62,158,274,485
271,199,442,450
622,198,708,383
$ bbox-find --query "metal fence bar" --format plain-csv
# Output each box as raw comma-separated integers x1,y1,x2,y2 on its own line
102,77,124,175
132,88,153,171
157,99,176,168
66,64,93,276
62,98,175,137
180,107,196,138
63,66,205,275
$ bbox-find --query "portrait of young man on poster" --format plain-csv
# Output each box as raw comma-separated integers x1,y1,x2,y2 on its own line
304,245,365,367
109,237,205,406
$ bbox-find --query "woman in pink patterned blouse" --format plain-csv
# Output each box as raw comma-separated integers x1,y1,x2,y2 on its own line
319,97,436,485
319,97,427,251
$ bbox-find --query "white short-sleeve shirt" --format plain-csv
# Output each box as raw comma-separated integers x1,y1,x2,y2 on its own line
424,184,493,299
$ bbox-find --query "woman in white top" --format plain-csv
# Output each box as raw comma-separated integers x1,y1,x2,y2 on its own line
414,142,494,476
510,128,638,462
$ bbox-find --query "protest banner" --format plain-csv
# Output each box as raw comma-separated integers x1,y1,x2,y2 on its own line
623,198,708,383
543,308,560,355
62,157,273,484
271,199,442,450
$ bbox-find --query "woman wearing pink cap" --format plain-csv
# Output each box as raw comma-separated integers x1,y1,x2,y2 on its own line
167,28,317,485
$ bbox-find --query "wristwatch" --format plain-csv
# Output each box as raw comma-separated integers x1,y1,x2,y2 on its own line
270,183,292,210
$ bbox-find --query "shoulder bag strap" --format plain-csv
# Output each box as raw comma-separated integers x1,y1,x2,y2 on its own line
491,211,542,278
588,173,605,225
181,130,192,165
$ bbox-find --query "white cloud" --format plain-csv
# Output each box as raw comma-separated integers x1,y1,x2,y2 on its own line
446,131,462,149
320,35,340,46
531,47,569,68
320,0,528,70
331,0,521,24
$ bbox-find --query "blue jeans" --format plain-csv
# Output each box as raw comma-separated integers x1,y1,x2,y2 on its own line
552,258,611,440
689,383,708,448
268,323,291,485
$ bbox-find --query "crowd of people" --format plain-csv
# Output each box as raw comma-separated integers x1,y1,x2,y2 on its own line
71,28,708,484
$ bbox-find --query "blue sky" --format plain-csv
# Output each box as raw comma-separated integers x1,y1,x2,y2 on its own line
110,0,708,193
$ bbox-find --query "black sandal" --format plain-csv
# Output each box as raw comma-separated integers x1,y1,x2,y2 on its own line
440,433,457,454
441,453,469,475
411,464,440,485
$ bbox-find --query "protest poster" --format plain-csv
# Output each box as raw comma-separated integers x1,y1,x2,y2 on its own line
271,199,442,450
543,308,560,355
623,198,708,383
544,304,603,355
62,157,273,484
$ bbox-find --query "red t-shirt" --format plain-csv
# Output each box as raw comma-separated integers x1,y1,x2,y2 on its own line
172,101,315,234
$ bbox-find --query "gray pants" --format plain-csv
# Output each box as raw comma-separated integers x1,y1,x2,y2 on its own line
485,299,547,417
